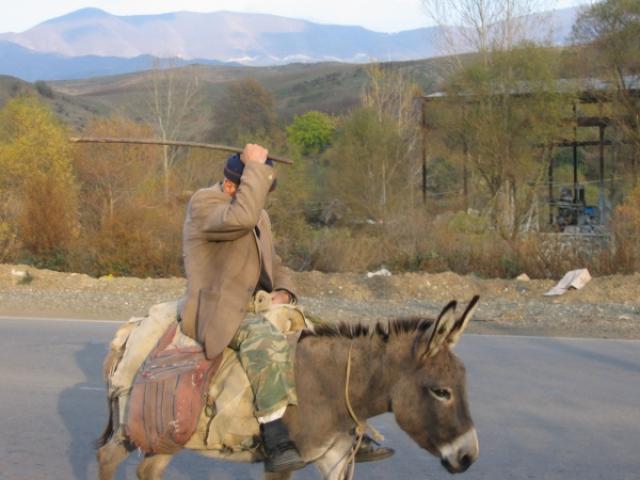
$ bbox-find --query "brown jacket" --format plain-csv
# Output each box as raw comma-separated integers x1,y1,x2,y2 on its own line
178,162,295,359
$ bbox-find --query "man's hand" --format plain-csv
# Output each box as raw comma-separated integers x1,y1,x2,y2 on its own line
271,290,291,305
241,144,268,164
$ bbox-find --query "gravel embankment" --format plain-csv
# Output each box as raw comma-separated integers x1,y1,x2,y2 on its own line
1,264,639,339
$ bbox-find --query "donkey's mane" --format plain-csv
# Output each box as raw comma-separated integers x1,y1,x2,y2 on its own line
299,317,434,342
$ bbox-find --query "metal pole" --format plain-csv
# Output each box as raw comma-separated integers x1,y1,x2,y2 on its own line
421,101,428,206
599,125,606,225
463,143,469,211
548,152,554,226
462,104,469,211
573,102,578,202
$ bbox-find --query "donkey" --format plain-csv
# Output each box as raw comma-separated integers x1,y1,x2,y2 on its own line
96,296,480,479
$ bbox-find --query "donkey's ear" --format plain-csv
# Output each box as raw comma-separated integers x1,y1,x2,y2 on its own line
414,300,457,361
447,295,480,348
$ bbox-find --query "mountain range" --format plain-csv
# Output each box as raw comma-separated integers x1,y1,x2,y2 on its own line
0,7,580,81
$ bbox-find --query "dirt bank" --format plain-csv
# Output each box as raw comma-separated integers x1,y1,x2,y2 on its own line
1,264,638,339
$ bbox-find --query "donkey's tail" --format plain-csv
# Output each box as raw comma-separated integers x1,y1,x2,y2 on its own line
95,321,135,449
95,396,115,449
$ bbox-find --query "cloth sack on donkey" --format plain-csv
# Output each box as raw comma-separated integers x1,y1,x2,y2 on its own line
107,301,178,427
106,295,308,455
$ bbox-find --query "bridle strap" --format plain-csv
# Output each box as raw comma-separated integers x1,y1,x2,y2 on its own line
341,343,384,480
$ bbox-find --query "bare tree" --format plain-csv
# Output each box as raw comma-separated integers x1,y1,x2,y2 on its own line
422,0,555,63
146,59,201,201
421,0,570,237
210,78,279,146
362,63,422,210
572,0,640,182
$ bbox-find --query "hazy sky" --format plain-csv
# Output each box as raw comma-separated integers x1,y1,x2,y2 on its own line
1,0,593,34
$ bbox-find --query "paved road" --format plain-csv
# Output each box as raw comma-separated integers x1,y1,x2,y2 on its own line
0,317,638,480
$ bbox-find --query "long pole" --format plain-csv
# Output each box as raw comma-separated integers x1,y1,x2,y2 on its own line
548,151,554,226
421,101,428,206
573,102,578,203
69,137,294,165
599,125,606,225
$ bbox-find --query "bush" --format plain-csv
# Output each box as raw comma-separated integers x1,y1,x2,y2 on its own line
611,185,640,272
279,209,616,278
286,111,336,155
34,81,54,99
0,96,78,265
19,172,78,260
307,227,387,272
70,205,183,278
0,220,17,262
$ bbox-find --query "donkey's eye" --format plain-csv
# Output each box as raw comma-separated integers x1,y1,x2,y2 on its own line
430,387,452,400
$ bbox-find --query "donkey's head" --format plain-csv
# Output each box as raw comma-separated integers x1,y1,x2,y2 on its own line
390,296,479,474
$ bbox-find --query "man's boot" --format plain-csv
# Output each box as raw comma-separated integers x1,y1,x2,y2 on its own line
261,419,305,473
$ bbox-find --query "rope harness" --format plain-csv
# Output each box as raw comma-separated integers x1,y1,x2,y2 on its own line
340,343,385,480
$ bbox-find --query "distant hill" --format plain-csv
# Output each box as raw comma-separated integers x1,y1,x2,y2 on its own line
46,57,445,136
0,7,582,81
0,40,233,82
0,54,446,136
0,8,445,67
0,75,32,101
0,74,107,128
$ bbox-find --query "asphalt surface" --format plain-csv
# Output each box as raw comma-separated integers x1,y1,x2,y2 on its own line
0,317,638,480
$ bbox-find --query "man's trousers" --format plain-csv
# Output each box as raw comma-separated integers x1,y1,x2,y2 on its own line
227,314,298,418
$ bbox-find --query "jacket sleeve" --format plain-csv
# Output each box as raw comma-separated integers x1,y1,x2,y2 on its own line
195,163,275,241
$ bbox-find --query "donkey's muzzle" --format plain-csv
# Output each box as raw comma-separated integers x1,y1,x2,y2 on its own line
439,428,479,473
441,453,473,473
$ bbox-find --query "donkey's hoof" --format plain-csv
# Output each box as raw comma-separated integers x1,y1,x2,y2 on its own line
355,435,395,463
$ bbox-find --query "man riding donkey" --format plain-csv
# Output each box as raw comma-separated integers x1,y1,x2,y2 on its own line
178,143,394,473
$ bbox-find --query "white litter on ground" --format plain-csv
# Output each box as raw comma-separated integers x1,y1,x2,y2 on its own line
544,269,592,296
10,269,27,278
366,268,392,278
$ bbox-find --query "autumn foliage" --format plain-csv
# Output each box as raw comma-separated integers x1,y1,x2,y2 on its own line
2,6,640,283
0,96,78,264
71,116,183,276
0,99,184,275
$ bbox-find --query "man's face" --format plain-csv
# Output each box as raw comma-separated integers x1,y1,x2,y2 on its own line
223,178,238,197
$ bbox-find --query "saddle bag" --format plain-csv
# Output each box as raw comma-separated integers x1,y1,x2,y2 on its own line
125,322,222,454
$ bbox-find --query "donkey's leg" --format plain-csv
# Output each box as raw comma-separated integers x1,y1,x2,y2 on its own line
136,453,174,480
264,472,294,480
313,436,354,480
96,437,131,480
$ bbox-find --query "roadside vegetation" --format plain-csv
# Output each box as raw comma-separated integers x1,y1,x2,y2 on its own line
0,0,638,279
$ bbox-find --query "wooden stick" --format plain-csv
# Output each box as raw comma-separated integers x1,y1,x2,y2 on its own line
69,137,293,165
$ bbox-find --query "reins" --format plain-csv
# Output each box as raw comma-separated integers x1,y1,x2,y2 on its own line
341,343,385,480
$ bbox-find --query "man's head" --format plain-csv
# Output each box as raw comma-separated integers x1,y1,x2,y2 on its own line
222,152,276,197
222,153,243,196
